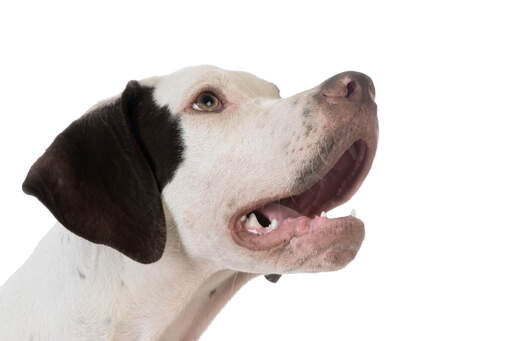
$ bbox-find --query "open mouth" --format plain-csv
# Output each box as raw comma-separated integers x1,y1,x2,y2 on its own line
231,139,371,251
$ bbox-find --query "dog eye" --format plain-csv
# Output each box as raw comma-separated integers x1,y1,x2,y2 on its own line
192,92,222,112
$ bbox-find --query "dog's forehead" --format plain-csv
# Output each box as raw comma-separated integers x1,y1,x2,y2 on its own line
146,65,280,111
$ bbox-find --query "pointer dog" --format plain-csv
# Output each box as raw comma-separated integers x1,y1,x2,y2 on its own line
0,65,378,340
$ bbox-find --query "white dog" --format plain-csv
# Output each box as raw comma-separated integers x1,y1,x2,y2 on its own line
0,65,378,340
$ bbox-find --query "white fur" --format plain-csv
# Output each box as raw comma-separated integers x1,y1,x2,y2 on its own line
0,65,364,340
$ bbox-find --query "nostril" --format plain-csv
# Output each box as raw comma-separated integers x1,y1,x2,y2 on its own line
320,72,374,103
345,80,357,98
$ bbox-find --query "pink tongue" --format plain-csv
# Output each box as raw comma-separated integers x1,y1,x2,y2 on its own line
238,202,317,250
258,202,303,221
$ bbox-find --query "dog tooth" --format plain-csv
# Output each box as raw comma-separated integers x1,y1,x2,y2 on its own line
320,211,327,217
246,213,263,228
350,209,357,217
240,215,247,222
267,219,278,231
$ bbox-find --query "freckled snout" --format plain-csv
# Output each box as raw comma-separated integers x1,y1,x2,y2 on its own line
321,71,376,104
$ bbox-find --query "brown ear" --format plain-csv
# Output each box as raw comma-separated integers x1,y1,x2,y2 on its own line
22,81,182,263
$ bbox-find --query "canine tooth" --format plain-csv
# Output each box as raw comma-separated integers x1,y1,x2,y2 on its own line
350,209,357,217
320,211,327,218
246,213,263,228
267,219,278,231
240,215,247,222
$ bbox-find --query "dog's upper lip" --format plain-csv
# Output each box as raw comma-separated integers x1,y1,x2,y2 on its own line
280,139,370,217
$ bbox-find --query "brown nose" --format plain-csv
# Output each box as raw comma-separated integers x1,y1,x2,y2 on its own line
321,71,375,103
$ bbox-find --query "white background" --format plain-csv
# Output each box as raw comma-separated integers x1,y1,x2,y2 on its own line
1,1,511,340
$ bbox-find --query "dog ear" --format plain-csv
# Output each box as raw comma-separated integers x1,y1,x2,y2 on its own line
22,81,182,264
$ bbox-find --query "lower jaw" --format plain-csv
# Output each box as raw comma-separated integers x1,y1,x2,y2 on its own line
231,209,365,253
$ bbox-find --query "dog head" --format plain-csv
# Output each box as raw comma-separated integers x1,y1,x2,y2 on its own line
23,65,378,275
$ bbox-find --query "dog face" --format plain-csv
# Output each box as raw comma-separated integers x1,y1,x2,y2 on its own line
23,65,378,275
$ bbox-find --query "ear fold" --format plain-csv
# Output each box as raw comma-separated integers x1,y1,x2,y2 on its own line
22,81,180,263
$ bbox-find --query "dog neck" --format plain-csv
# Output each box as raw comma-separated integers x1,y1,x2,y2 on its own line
0,223,254,340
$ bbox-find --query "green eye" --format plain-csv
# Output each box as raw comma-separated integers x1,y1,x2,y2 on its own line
192,92,222,112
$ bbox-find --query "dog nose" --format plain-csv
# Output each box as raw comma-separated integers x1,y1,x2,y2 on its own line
321,71,375,103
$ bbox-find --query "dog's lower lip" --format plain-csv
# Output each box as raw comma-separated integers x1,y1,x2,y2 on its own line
232,207,365,251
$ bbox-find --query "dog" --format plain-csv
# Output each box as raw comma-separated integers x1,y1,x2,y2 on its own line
0,65,378,340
